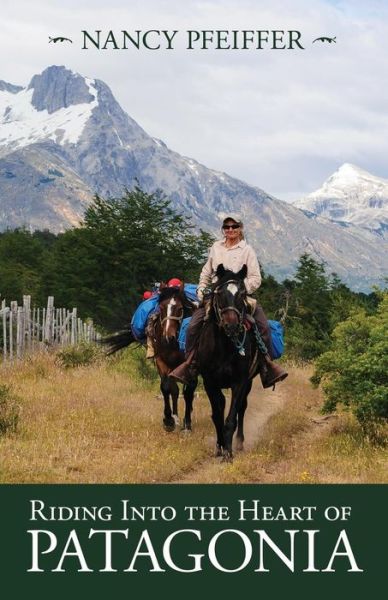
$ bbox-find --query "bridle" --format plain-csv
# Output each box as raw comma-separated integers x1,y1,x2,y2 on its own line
212,279,246,326
159,296,184,334
160,310,184,326
212,279,248,356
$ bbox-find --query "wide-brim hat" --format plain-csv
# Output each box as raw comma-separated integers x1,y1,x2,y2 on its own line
221,214,243,225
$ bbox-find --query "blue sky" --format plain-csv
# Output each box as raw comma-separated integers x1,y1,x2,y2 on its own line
1,0,388,201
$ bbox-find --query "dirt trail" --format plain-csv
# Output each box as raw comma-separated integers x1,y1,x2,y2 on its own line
172,378,288,483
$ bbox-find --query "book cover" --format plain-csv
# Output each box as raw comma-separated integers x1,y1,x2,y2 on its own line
0,1,386,597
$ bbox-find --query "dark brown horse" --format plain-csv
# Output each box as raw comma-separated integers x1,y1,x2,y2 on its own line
104,285,197,432
197,264,262,461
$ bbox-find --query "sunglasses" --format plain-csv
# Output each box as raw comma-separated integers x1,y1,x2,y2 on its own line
222,224,240,230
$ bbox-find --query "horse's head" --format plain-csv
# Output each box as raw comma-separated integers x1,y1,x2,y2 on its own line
212,264,247,337
158,284,185,343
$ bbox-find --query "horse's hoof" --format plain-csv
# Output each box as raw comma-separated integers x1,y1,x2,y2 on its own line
173,414,180,427
181,427,192,435
163,419,175,432
222,450,233,463
215,445,223,458
181,418,192,433
235,440,244,452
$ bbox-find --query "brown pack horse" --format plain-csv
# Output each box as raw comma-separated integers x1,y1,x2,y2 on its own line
104,285,197,432
151,285,197,431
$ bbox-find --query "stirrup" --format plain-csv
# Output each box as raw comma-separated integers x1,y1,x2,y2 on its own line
170,360,197,385
262,369,288,389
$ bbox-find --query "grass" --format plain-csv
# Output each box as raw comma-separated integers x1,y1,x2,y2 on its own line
0,384,20,434
212,364,388,484
0,352,386,483
0,348,212,483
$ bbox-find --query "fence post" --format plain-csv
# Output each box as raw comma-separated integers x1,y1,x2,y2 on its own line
42,308,46,343
71,308,77,345
10,301,17,361
36,308,41,344
16,307,24,359
62,311,67,345
58,308,62,345
32,307,35,350
2,300,7,362
44,296,55,345
23,295,32,352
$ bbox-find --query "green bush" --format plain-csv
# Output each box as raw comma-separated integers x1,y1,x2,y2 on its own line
133,347,159,382
284,320,329,362
56,342,104,369
0,384,20,435
312,291,388,440
107,345,158,387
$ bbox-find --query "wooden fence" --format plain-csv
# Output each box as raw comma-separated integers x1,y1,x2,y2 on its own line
0,296,99,363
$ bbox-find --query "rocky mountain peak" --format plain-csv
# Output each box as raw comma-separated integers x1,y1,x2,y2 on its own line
335,162,363,175
0,80,23,94
0,66,387,289
327,162,383,188
27,65,95,114
294,163,388,238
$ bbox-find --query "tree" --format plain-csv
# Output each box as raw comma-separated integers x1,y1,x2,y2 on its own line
0,229,49,304
253,268,285,320
283,254,332,359
311,290,388,439
44,187,213,329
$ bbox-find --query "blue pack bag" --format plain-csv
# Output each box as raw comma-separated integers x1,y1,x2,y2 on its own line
183,283,198,302
131,283,198,342
178,317,191,351
269,320,284,359
131,296,159,341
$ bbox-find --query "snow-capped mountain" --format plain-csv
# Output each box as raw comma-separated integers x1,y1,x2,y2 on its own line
0,66,387,290
294,163,388,239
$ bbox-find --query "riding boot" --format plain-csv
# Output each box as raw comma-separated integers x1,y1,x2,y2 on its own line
169,350,198,385
145,336,155,359
260,355,288,389
145,313,158,359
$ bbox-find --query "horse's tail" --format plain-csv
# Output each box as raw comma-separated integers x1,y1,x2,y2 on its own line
101,328,137,355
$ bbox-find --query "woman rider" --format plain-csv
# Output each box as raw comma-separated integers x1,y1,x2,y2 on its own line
170,215,288,388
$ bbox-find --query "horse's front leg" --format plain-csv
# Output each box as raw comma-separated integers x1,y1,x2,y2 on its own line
169,377,180,427
160,375,175,432
204,378,226,456
223,382,249,461
182,378,197,432
236,380,251,452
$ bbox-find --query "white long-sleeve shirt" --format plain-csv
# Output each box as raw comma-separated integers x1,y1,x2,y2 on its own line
198,239,262,294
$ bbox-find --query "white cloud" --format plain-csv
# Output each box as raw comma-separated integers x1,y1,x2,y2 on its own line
1,0,388,201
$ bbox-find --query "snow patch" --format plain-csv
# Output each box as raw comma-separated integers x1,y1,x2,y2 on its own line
184,157,199,176
0,78,98,152
294,163,388,235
